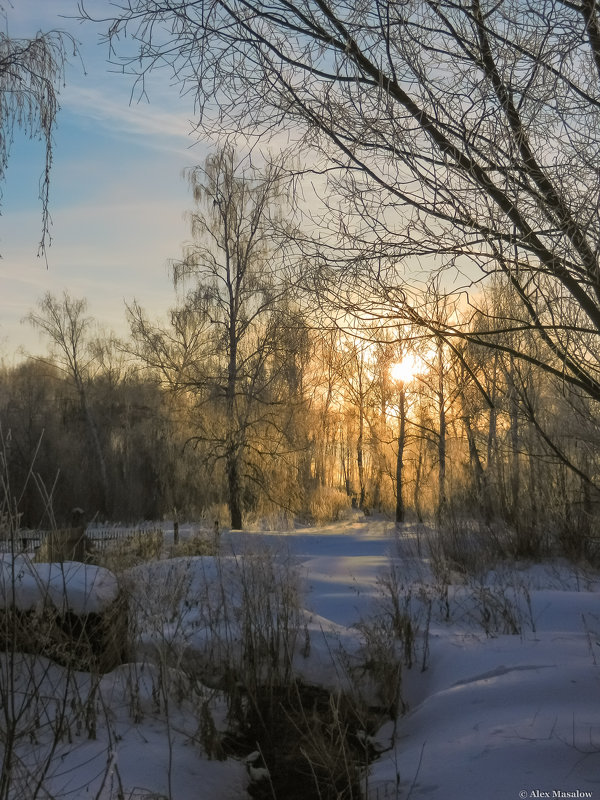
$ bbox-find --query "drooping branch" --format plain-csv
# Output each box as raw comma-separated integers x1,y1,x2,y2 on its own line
0,20,74,256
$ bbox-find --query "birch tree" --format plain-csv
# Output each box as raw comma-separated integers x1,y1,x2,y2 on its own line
163,146,292,528
1,7,72,254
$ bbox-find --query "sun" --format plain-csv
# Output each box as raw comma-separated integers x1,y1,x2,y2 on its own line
390,354,422,384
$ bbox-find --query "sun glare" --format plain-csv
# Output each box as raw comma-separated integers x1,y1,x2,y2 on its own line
390,354,422,384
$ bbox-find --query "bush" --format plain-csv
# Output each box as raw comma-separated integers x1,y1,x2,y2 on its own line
307,487,351,525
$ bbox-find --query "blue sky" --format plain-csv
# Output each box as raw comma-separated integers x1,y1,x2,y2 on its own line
1,0,212,359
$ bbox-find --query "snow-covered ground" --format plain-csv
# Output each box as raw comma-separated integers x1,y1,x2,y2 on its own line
223,518,600,799
1,515,599,799
371,565,600,800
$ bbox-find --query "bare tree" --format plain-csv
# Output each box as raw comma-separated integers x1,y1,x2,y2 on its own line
332,335,378,509
27,292,110,516
127,300,212,395
393,377,408,526
86,0,600,406
1,7,73,255
181,148,296,527
131,147,294,528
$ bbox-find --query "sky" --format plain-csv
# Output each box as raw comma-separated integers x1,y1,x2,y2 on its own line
1,0,212,360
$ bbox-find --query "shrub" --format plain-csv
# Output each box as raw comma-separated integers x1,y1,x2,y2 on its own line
307,487,351,525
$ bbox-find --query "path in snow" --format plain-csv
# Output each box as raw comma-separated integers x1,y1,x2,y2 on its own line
221,513,398,626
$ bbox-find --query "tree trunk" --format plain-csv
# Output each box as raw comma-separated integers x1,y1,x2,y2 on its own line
226,444,243,530
464,413,492,523
357,397,366,509
507,367,520,527
395,385,407,525
487,402,498,511
226,310,243,529
436,342,447,522
413,434,425,524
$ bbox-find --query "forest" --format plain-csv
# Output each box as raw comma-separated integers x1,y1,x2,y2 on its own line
2,0,600,569
3,137,598,566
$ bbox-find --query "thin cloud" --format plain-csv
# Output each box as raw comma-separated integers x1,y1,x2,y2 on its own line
63,84,197,151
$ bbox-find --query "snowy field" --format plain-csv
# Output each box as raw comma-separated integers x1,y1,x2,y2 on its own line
1,514,599,799
224,518,600,800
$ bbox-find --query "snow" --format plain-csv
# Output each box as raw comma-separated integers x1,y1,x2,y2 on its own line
0,555,120,613
2,515,599,799
371,627,600,799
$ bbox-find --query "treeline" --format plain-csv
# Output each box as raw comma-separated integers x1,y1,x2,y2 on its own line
2,149,599,558
2,284,599,561
3,3,600,569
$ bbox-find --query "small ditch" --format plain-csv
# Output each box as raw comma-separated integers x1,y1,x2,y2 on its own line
223,682,383,800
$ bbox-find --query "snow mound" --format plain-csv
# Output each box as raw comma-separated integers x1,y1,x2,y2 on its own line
0,555,120,614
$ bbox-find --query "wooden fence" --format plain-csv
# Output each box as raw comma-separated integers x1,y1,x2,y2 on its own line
0,525,164,560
